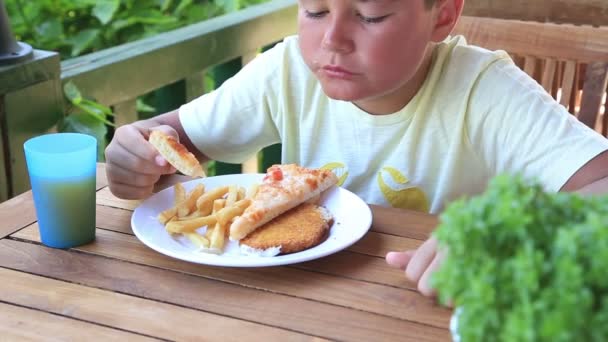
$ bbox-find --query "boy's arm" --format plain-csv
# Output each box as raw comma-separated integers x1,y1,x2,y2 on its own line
387,149,608,299
104,109,211,199
560,150,608,195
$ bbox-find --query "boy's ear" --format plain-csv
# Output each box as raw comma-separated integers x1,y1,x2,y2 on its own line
430,0,464,42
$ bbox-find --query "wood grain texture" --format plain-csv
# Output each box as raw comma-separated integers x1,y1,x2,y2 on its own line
0,267,317,341
454,16,608,63
60,1,298,107
11,226,450,329
0,302,157,341
0,239,450,341
578,62,608,129
0,191,36,239
13,222,420,291
462,0,608,27
96,187,142,210
0,163,110,239
560,61,577,109
96,163,108,189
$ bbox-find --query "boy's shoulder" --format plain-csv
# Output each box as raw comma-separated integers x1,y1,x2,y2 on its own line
438,35,511,74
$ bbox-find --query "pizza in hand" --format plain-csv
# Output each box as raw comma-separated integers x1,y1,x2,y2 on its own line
148,130,205,178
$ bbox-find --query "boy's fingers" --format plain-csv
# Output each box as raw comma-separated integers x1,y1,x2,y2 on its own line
148,125,179,140
107,142,162,175
417,253,444,297
106,163,161,187
385,251,415,270
108,181,155,200
405,237,438,283
115,125,159,161
161,164,177,175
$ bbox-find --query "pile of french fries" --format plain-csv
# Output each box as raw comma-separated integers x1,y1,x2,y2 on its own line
157,182,258,254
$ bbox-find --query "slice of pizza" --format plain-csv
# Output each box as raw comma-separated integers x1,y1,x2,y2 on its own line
148,130,206,178
229,164,339,241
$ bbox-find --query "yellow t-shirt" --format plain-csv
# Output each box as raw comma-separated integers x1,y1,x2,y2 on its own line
180,35,608,213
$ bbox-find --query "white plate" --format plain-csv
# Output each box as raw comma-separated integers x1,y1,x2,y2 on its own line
131,173,373,267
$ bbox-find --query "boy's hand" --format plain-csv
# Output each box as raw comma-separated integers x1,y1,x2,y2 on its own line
385,236,445,297
105,122,177,199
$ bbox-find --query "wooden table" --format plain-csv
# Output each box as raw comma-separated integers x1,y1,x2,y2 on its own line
0,164,452,341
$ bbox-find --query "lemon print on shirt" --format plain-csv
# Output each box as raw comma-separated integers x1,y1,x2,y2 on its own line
320,162,348,186
378,167,429,212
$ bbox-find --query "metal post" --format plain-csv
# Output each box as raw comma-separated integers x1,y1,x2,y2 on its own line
0,0,32,65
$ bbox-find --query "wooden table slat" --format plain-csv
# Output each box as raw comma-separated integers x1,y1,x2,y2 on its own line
0,239,450,342
0,267,317,341
0,164,451,341
0,301,157,341
11,225,451,328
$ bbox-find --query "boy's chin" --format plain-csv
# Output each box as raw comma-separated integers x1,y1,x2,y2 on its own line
321,85,366,102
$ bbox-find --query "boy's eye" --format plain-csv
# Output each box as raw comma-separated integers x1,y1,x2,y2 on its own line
304,10,328,19
357,13,390,24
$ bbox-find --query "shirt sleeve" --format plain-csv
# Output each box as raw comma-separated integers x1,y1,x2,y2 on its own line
466,58,608,192
178,42,285,164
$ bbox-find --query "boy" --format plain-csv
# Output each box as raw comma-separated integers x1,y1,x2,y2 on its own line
104,0,608,298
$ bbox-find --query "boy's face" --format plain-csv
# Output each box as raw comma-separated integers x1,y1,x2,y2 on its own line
298,0,439,114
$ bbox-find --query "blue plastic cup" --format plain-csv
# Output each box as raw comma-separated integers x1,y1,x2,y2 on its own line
24,133,97,248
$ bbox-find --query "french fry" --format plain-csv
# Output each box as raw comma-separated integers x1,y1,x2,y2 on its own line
165,215,217,234
246,183,259,199
158,182,187,224
174,182,186,202
215,198,251,227
226,185,238,206
159,182,256,255
195,186,229,215
158,208,176,225
177,183,205,217
204,199,225,240
185,232,210,249
237,186,246,201
208,199,228,252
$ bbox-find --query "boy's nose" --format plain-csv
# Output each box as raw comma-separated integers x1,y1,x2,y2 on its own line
322,19,354,54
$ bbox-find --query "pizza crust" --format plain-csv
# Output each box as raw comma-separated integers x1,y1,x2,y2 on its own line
148,130,205,178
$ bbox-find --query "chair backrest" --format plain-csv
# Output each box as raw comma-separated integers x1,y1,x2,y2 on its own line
453,16,608,136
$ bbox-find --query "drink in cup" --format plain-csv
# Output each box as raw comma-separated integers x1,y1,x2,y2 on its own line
24,133,97,248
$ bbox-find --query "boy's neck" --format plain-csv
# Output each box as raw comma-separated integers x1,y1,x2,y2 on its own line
353,45,435,115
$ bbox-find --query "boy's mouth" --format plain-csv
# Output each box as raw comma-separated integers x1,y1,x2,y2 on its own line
321,65,357,79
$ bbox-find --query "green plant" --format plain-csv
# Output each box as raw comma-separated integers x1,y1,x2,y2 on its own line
7,0,268,166
432,175,608,342
6,0,268,59
61,81,115,160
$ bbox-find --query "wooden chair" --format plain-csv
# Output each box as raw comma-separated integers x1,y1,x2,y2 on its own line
453,16,608,136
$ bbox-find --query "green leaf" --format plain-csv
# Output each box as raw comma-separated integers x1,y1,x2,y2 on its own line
59,113,108,161
75,100,115,127
35,19,64,43
63,81,83,103
213,0,238,13
93,0,120,25
175,0,193,16
432,175,608,341
161,0,173,12
68,29,101,57
80,99,115,117
136,98,156,113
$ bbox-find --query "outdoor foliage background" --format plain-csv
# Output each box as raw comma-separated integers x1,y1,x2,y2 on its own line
6,0,268,168
6,0,267,59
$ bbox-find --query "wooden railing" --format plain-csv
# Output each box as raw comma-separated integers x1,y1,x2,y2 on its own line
1,0,607,202
60,0,297,123
0,0,298,201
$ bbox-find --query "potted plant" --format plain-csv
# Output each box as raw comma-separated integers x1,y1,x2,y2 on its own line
432,175,608,341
